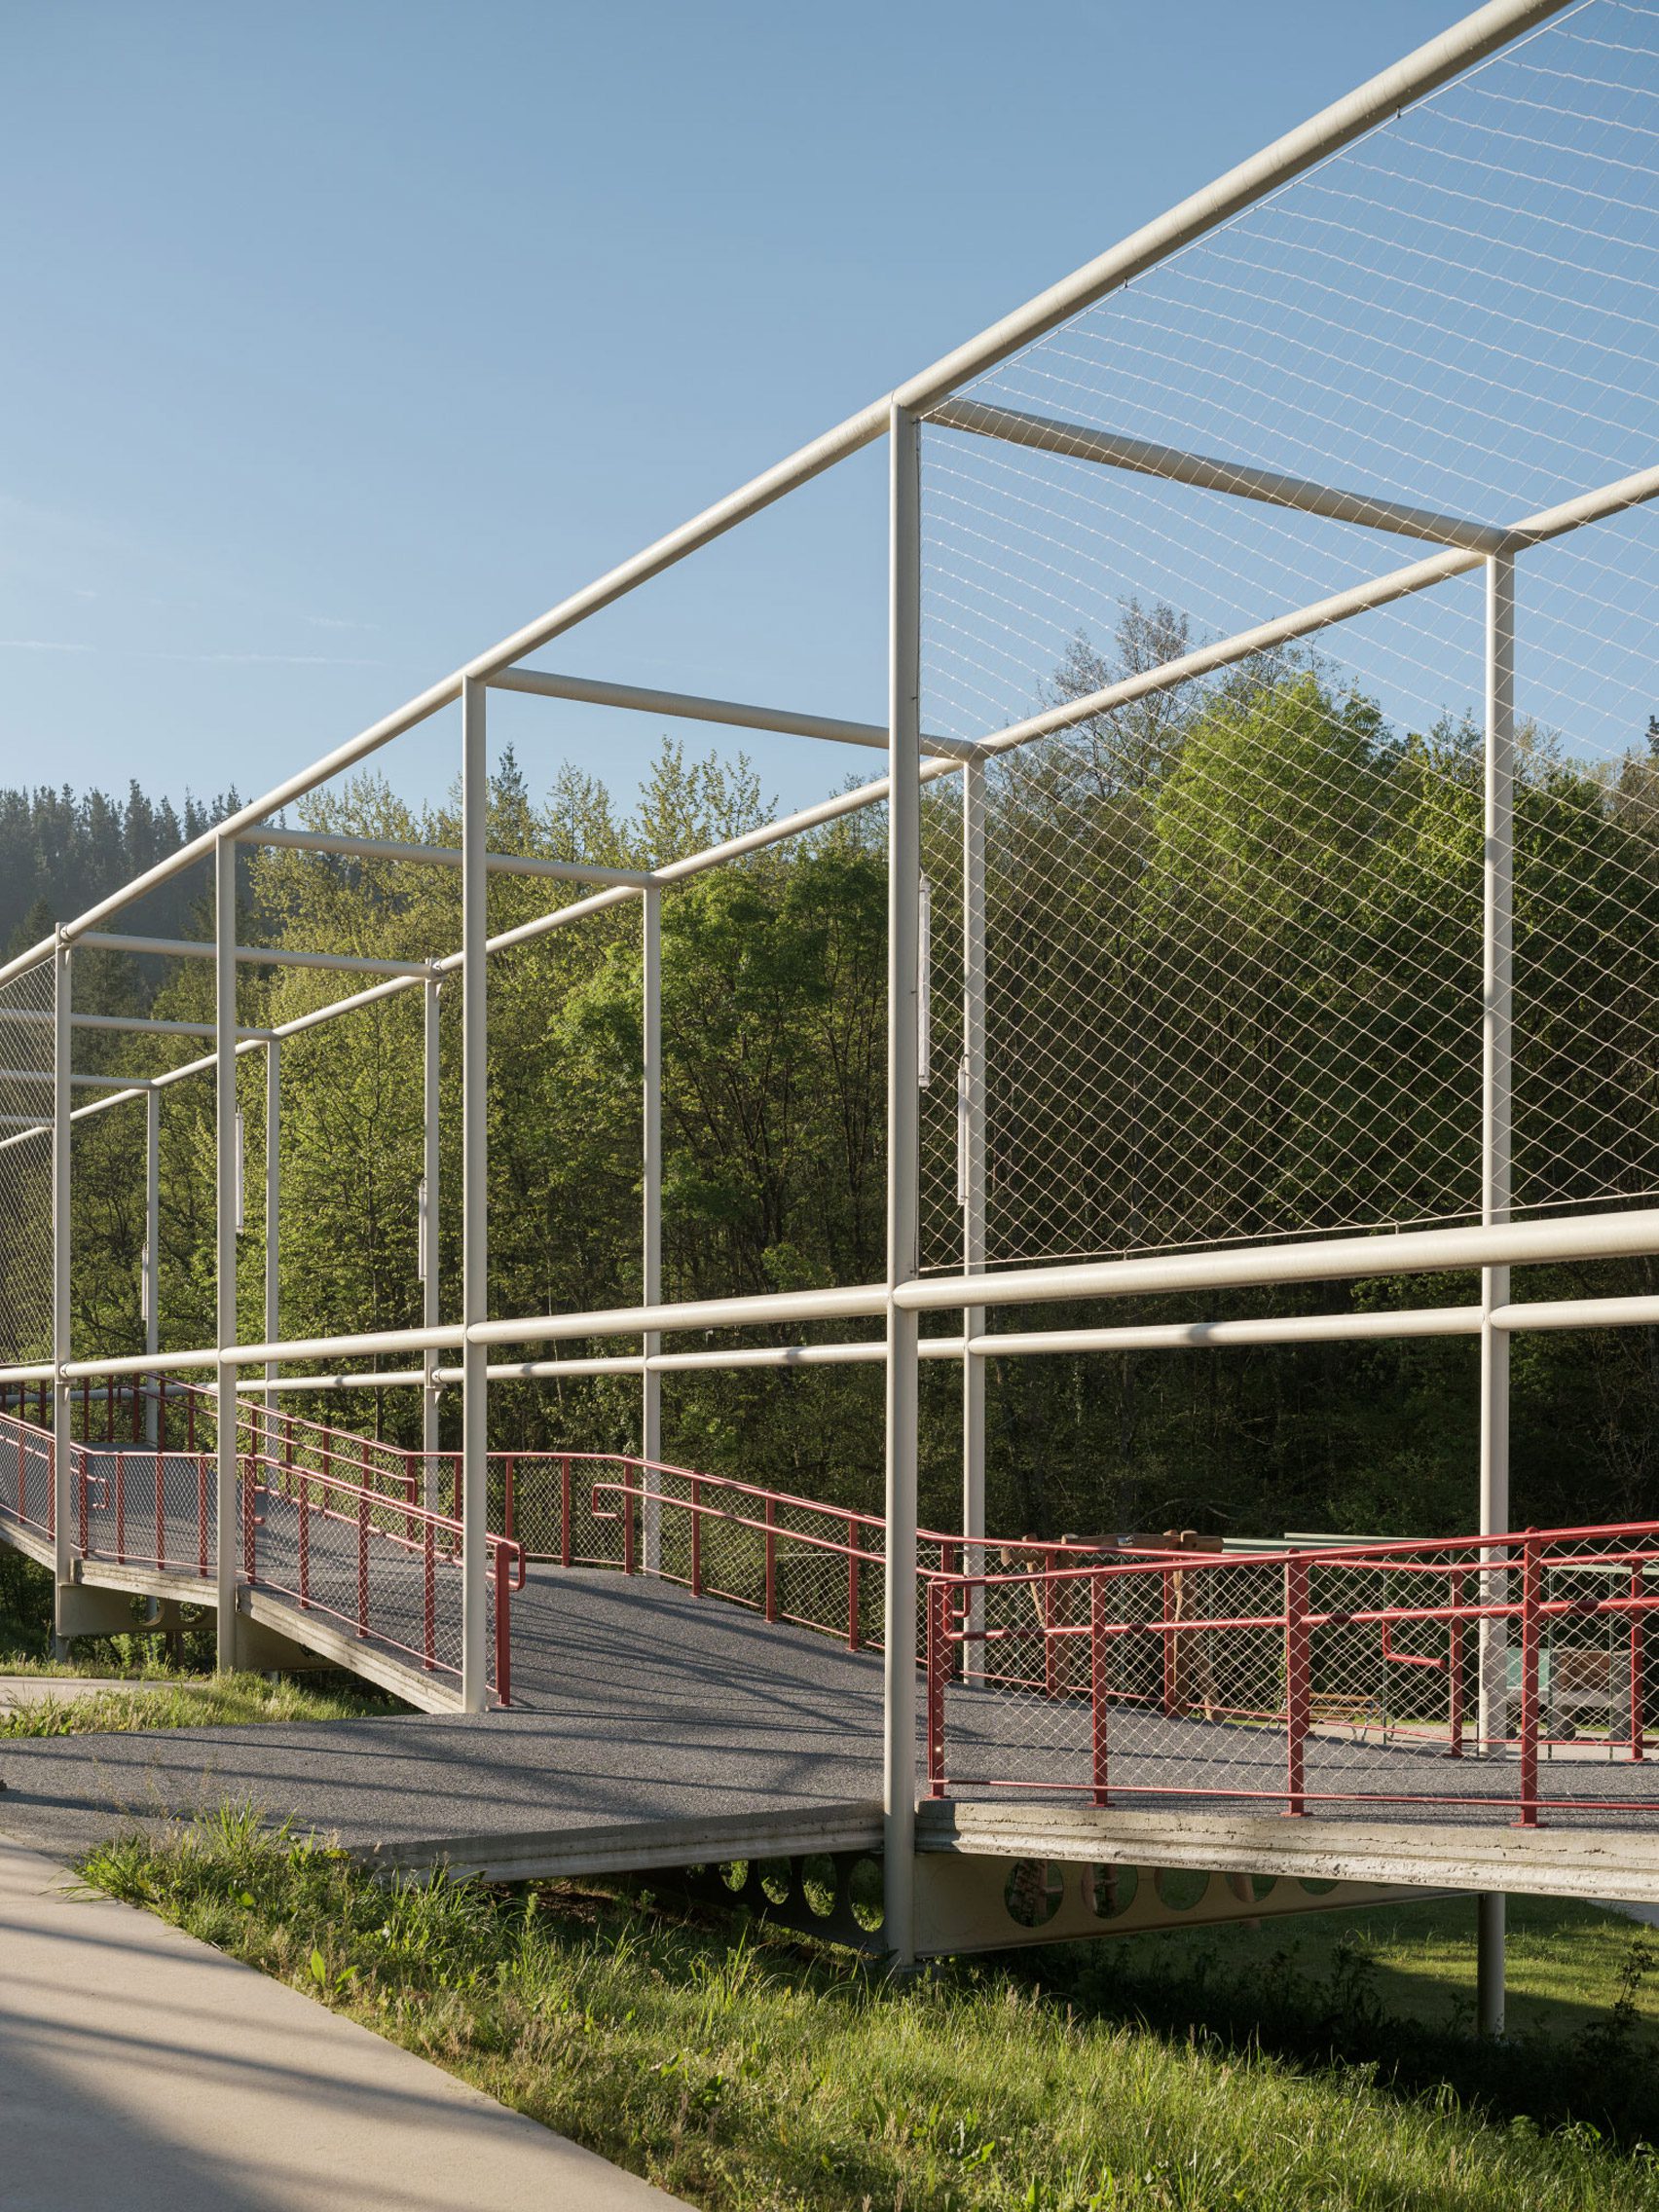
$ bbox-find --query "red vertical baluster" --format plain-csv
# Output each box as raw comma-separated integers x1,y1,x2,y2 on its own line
1448,1567,1465,1757
847,1514,860,1651
926,1582,946,1798
689,1476,702,1597
1090,1572,1110,1808
1044,1550,1060,1701
504,1454,515,1547
423,1519,436,1672
495,1541,511,1707
764,1495,777,1622
1631,1563,1645,1763
560,1456,571,1567
1284,1554,1310,1818
1517,1537,1540,1826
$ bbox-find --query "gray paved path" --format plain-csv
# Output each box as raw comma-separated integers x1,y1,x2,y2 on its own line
0,1837,685,2212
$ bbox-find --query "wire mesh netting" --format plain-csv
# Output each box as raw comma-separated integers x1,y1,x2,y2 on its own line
917,0,1659,1273
0,959,55,1363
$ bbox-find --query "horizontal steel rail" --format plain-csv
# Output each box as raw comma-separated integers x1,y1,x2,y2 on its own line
927,398,1507,552
243,825,654,888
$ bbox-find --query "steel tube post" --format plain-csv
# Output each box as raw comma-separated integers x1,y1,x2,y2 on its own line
214,835,239,1670
1478,551,1515,2034
961,756,987,1674
264,1038,279,1450
422,972,441,1506
461,679,489,1712
642,887,662,1571
883,402,923,1967
51,939,72,1632
143,1086,159,1445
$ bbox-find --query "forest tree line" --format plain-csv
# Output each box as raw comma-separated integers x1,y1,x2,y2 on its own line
21,614,1659,1546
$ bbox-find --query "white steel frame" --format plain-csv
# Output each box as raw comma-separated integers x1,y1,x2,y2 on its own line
1,4,1641,1992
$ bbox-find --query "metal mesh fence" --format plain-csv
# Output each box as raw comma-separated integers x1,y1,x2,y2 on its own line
916,0,1659,1272
0,959,55,1362
927,1525,1659,1825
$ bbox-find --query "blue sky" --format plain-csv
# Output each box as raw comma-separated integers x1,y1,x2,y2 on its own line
2,2,1498,823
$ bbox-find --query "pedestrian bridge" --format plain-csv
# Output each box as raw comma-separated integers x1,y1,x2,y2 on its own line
2,1380,1657,1957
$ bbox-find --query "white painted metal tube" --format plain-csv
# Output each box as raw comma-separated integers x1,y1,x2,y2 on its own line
898,1207,1659,1311
1494,1294,1659,1332
461,678,489,1714
468,1282,888,1346
80,931,429,979
51,940,71,1603
489,666,974,762
928,399,1507,553
884,401,923,1965
72,1013,277,1042
214,837,239,1668
244,824,654,888
969,1309,1485,1356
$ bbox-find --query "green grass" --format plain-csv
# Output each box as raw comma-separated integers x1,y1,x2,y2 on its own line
81,1812,1659,2212
1,1670,402,1736
1078,1893,1659,2042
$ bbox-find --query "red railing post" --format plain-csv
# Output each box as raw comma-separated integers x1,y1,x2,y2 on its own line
423,1519,436,1672
495,1542,512,1707
1161,1562,1179,1715
298,1474,310,1606
1447,1568,1465,1757
1631,1563,1645,1763
764,1494,777,1623
690,1475,702,1597
847,1514,861,1651
560,1455,572,1567
1090,1571,1110,1808
622,1461,637,1576
357,1491,370,1639
1043,1550,1061,1700
1284,1554,1310,1818
926,1581,947,1799
1516,1536,1541,1826
503,1454,515,1547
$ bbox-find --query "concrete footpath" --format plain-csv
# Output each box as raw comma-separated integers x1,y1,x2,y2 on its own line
0,1837,688,2212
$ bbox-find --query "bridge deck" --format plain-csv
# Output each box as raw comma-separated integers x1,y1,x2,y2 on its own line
3,1568,1657,1904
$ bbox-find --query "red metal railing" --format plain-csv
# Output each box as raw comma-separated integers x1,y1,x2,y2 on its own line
921,1522,1659,1825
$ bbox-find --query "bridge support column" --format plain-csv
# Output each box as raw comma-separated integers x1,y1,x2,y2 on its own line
1477,550,1516,2037
214,832,239,1673
961,756,986,1667
142,1085,159,1445
421,971,441,1507
461,676,489,1714
51,935,73,1656
263,1037,279,1452
884,400,922,1967
642,886,662,1571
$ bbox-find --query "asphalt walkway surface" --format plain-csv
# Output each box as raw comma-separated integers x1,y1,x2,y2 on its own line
0,1836,686,2212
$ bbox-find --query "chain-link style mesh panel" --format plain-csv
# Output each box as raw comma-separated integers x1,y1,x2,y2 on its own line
916,0,1659,1271
0,959,55,1363
928,1527,1659,1823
